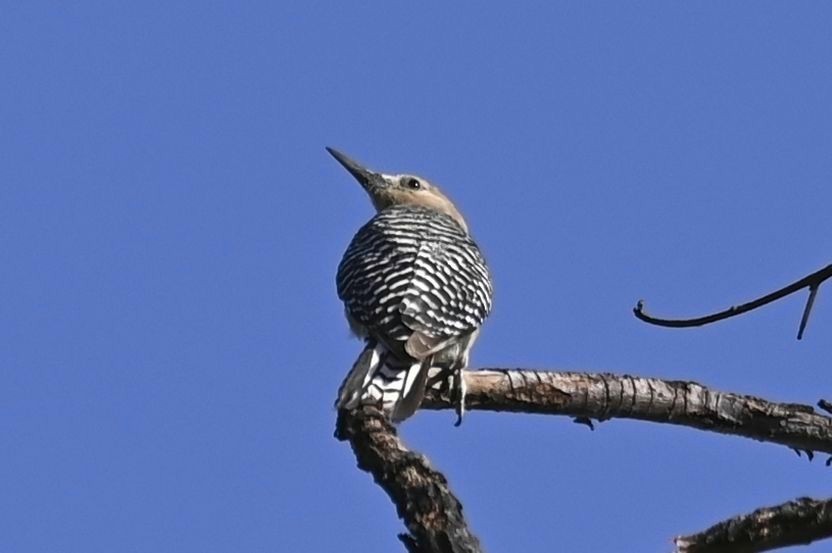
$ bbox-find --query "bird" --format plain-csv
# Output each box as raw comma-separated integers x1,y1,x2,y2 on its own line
328,147,493,425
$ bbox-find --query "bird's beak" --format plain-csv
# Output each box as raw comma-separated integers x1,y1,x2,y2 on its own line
326,147,386,193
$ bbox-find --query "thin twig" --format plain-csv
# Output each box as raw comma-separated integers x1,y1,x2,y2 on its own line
674,496,832,553
335,406,483,553
798,284,820,340
633,263,832,339
421,368,832,455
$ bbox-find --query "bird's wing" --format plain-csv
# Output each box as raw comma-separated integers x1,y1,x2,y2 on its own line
397,220,493,341
337,208,493,355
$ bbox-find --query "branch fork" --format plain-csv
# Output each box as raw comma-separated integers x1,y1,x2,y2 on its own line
337,368,832,552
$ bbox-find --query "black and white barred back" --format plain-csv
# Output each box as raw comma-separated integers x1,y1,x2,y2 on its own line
336,205,493,421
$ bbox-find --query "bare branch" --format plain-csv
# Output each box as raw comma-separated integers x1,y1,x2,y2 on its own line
674,497,832,553
335,370,832,552
633,263,832,339
334,406,483,553
422,369,832,455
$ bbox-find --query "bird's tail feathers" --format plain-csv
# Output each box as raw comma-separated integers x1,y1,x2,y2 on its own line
336,340,429,423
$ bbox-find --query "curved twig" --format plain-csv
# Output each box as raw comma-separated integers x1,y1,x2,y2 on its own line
633,263,832,340
674,496,832,553
422,368,832,455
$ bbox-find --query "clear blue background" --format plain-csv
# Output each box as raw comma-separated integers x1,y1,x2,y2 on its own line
2,3,830,552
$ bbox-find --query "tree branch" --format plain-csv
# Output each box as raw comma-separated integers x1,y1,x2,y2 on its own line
422,369,832,455
335,369,832,552
334,406,483,553
674,496,832,553
633,263,832,339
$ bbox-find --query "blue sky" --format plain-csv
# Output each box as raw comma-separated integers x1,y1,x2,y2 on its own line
2,3,830,552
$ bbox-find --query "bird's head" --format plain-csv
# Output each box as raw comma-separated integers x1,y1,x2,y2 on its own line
326,147,467,233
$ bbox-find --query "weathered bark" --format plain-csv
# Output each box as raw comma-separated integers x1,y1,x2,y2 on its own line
334,406,482,553
336,368,832,552
422,369,832,455
674,497,832,553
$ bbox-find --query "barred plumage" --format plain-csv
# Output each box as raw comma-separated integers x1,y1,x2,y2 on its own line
328,147,493,424
337,206,492,344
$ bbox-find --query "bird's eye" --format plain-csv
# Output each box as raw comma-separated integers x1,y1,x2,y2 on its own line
406,178,421,190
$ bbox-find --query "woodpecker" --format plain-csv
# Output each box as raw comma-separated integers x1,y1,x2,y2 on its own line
328,147,493,425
